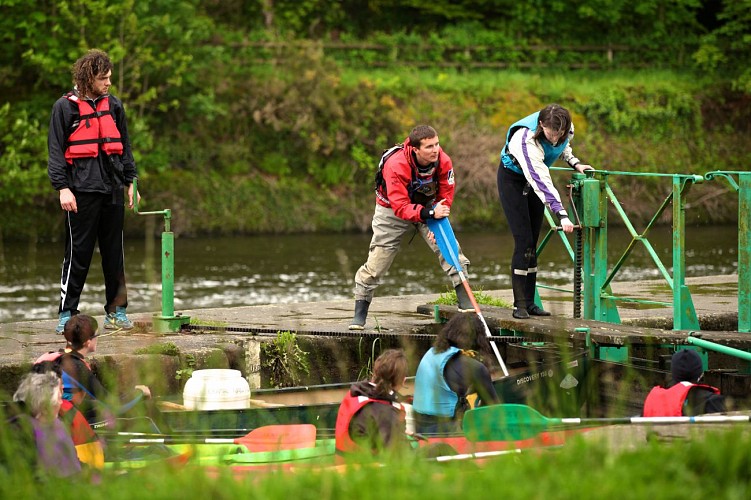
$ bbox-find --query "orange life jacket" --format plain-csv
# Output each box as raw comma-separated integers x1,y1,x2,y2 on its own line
335,392,404,454
64,93,123,164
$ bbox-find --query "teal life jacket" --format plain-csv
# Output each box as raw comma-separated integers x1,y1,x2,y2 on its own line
500,111,570,174
412,346,460,417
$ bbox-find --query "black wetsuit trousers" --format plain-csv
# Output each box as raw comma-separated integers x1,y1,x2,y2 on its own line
58,190,128,315
497,165,545,274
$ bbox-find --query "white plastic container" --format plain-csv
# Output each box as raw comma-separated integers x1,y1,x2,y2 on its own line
182,369,250,410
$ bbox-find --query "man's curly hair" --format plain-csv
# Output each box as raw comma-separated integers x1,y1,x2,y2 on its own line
71,49,112,98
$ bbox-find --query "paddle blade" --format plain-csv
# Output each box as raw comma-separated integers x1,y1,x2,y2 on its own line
463,404,551,442
426,217,462,271
236,424,317,452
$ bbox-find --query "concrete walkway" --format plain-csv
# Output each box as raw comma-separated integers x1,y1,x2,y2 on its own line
0,274,741,366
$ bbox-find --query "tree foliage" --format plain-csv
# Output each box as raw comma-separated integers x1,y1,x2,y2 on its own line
694,0,751,93
0,0,748,238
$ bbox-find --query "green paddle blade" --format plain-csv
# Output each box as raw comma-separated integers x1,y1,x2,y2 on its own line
463,404,553,441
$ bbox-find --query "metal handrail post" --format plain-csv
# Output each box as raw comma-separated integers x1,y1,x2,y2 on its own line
740,173,750,333
132,179,190,333
672,176,701,330
704,171,749,333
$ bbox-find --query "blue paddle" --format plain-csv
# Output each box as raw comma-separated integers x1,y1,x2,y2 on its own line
426,217,509,376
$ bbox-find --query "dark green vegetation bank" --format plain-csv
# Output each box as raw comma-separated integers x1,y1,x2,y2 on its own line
1,1,749,241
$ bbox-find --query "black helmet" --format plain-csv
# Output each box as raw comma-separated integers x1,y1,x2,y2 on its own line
671,350,703,384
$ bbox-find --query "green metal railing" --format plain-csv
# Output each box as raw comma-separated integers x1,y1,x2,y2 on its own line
537,168,745,333
686,335,751,363
703,171,750,333
132,179,190,333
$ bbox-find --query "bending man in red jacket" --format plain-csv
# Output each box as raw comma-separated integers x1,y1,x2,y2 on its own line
350,125,472,330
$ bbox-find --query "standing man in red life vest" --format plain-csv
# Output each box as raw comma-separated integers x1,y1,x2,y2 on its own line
48,49,141,334
350,125,473,330
643,349,726,417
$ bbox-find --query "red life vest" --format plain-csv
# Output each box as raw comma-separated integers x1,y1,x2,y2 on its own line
643,381,721,417
60,400,104,469
64,93,123,164
335,392,404,454
33,349,90,371
59,400,97,446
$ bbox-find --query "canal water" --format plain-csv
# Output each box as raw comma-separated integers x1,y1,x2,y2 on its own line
0,225,738,323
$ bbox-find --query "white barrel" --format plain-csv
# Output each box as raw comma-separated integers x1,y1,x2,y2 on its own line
182,369,250,410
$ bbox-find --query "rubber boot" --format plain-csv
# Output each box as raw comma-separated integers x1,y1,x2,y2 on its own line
511,274,529,319
349,300,370,330
525,273,551,316
454,284,474,312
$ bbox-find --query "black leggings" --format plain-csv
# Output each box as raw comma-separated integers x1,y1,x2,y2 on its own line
497,165,544,273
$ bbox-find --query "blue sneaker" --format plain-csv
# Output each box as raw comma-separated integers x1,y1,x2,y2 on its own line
55,311,72,334
104,306,134,330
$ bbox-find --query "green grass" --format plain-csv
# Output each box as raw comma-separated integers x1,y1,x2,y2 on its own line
189,317,229,328
1,427,749,498
433,287,512,309
341,67,704,97
133,342,181,356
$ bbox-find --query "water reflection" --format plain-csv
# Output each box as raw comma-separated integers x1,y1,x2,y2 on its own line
0,226,738,323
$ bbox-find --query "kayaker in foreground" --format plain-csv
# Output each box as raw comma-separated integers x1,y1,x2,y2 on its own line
643,349,727,417
34,314,151,425
29,361,105,469
10,371,82,478
412,313,500,434
335,349,413,455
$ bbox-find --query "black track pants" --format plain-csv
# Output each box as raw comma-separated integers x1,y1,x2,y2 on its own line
58,191,128,315
497,165,545,275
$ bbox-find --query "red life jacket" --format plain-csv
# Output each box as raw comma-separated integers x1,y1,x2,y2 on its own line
33,349,91,371
64,93,123,164
59,400,97,446
335,392,404,454
643,381,721,417
60,400,105,469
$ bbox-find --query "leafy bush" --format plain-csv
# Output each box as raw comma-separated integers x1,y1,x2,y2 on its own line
0,103,48,205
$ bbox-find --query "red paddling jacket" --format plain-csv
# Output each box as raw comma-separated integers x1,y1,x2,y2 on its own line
643,381,721,417
375,138,455,223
